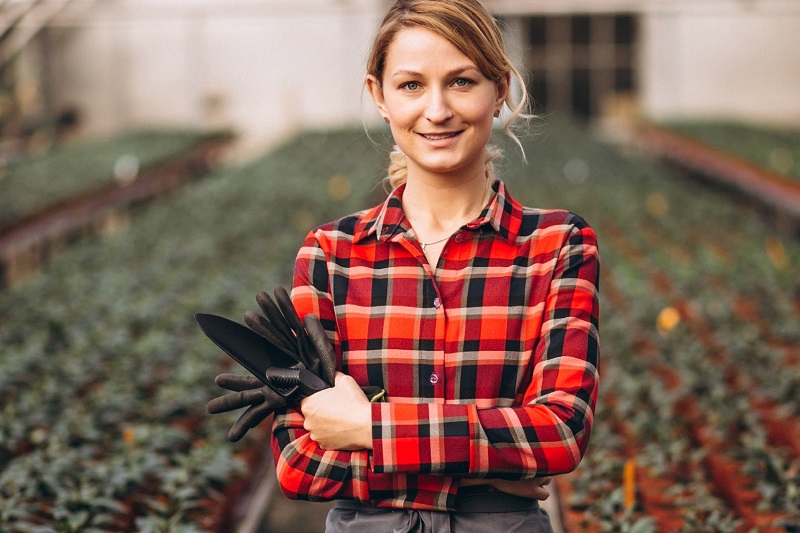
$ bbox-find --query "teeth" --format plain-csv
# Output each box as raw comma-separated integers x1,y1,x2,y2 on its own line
422,133,457,140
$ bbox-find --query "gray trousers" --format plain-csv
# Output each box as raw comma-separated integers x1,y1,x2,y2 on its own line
325,498,554,533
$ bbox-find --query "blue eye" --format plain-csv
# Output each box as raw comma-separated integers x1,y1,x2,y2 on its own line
401,82,420,91
453,78,473,87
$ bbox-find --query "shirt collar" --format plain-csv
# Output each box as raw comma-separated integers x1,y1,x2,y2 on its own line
352,179,524,244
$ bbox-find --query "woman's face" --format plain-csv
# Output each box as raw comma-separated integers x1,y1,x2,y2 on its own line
367,27,508,182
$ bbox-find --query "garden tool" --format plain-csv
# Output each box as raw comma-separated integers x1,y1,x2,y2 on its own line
244,287,384,400
196,313,330,398
198,287,384,442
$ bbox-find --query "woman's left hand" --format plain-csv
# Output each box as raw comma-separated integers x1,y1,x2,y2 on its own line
488,477,552,500
300,372,373,450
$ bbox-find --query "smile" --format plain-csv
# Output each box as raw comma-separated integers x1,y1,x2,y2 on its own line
420,132,461,141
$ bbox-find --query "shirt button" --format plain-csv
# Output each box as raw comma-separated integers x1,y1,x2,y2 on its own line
429,373,439,384
433,297,441,308
454,233,463,243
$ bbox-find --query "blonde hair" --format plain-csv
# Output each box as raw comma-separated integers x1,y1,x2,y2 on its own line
367,0,530,188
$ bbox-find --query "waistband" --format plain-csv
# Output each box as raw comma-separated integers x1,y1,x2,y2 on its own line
335,487,539,514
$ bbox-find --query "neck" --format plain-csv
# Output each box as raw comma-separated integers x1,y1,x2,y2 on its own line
401,172,491,243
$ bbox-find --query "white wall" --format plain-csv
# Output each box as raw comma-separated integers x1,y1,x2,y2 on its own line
45,0,800,154
639,1,800,125
47,0,386,154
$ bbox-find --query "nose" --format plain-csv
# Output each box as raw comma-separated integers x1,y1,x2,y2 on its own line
424,88,453,123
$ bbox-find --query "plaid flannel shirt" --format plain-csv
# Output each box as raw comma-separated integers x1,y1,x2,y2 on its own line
272,180,600,511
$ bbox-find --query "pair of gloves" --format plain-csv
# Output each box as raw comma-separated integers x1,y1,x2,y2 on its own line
206,287,384,442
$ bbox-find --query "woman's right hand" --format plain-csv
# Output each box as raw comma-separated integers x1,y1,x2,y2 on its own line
300,372,373,451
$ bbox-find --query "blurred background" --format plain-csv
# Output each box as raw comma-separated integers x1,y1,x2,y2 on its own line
3,0,800,154
1,1,799,532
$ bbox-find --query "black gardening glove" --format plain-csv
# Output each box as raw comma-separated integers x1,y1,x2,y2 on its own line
206,288,336,442
206,373,288,442
207,287,385,442
243,286,336,386
246,288,384,400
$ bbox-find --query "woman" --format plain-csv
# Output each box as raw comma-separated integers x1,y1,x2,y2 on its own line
276,1,600,531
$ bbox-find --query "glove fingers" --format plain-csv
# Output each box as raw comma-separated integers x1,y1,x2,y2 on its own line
214,373,264,391
304,314,337,386
243,310,299,358
255,291,296,347
228,396,286,442
274,287,315,369
207,389,265,414
228,404,266,442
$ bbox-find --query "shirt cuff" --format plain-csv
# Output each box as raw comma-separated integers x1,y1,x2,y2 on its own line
370,402,474,476
350,449,371,503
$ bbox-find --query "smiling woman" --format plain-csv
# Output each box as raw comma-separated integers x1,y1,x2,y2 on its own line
366,0,530,193
207,2,600,532
366,28,506,191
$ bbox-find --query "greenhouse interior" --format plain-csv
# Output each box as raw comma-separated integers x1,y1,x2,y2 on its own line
1,0,799,531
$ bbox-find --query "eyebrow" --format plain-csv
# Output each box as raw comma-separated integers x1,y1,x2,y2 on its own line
390,65,481,79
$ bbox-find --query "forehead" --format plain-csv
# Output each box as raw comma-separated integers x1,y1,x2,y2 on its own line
384,26,478,74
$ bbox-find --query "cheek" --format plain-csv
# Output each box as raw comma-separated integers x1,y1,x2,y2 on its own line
463,96,499,124
382,94,416,124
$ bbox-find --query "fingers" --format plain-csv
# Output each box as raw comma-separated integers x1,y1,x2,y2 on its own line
222,386,287,441
303,314,337,386
228,401,275,442
487,477,552,501
273,287,315,369
531,477,551,501
214,373,263,391
207,389,265,413
254,290,296,348
243,310,297,357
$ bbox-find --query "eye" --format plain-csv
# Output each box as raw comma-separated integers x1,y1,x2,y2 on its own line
400,81,420,91
452,78,474,88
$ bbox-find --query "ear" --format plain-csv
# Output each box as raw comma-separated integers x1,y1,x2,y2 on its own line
495,72,511,110
366,74,389,121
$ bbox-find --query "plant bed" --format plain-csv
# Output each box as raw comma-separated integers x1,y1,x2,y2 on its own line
1,119,798,530
662,121,800,183
0,130,232,230
623,121,800,233
598,214,799,530
0,131,233,287
0,128,392,531
494,117,800,530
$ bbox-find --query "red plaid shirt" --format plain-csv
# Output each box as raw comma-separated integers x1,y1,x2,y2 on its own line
272,180,600,511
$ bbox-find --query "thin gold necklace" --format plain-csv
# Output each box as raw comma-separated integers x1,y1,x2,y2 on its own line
418,180,491,252
419,234,451,252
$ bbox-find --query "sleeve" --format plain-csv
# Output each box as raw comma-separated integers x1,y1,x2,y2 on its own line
370,219,600,479
271,232,459,508
271,231,371,503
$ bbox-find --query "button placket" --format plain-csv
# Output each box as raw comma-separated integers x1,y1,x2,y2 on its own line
426,285,445,392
